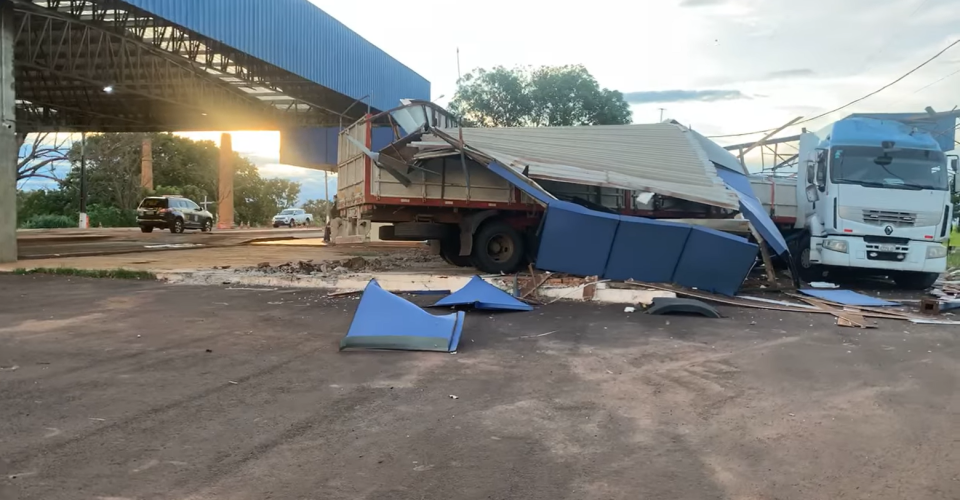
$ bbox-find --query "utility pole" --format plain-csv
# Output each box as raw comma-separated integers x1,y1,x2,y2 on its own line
658,108,666,122
323,170,329,223
78,132,87,228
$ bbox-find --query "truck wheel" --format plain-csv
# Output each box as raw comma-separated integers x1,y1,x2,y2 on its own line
792,234,823,282
440,237,473,267
893,272,939,290
472,220,525,274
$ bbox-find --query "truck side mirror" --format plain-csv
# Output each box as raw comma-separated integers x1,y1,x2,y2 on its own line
949,155,959,193
806,160,816,184
805,185,820,202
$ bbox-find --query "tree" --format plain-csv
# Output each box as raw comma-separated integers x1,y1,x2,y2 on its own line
449,64,632,127
301,198,332,221
17,133,71,185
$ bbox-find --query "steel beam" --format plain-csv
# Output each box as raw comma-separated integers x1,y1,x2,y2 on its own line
0,0,17,263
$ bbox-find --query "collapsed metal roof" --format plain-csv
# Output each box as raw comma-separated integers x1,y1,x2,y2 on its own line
430,124,742,209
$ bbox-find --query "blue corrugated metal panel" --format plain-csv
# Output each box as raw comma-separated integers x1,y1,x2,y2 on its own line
122,0,430,111
280,126,396,167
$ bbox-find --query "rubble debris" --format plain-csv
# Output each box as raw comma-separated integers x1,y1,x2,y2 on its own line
809,281,840,289
799,289,899,307
624,306,636,313
646,297,721,318
431,276,533,312
340,279,464,353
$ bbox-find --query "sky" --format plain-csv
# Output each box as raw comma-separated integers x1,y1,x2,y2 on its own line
20,0,960,200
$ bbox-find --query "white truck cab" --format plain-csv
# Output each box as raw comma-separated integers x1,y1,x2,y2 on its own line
793,117,956,288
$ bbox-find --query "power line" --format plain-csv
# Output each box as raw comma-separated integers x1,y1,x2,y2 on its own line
912,65,960,94
708,38,960,139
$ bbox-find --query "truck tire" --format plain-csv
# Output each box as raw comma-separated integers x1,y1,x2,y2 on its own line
792,233,823,282
893,272,939,290
393,222,450,241
472,220,525,274
440,237,473,267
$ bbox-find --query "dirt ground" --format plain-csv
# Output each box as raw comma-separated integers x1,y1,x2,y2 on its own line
0,243,434,274
1,275,959,500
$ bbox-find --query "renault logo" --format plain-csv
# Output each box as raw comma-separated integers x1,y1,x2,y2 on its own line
884,225,894,235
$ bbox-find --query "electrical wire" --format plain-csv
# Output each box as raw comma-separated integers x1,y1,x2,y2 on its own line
708,38,960,139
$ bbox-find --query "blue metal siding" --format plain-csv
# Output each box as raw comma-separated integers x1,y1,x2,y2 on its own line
280,126,396,168
122,0,430,111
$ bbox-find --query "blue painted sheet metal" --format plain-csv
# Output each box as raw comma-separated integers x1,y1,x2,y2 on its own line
716,168,790,256
845,113,957,152
486,161,556,205
687,128,748,174
536,201,619,277
799,289,899,307
280,126,395,168
432,276,533,312
533,200,757,295
123,0,429,111
673,227,758,296
603,216,691,283
340,280,465,352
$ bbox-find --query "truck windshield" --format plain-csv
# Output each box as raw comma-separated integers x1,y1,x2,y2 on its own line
830,146,947,191
280,209,296,215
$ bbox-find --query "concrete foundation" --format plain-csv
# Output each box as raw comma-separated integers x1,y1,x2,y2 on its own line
217,133,234,229
141,137,153,191
0,2,16,264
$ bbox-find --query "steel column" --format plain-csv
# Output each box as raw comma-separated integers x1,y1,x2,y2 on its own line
0,0,17,263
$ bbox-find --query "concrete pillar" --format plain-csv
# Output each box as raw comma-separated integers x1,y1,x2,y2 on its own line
217,133,234,229
140,137,153,191
0,1,17,263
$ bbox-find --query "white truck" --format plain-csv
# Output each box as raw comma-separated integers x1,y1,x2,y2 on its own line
749,117,958,289
272,208,313,228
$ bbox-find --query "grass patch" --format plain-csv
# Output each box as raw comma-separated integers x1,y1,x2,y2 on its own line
951,231,960,248
12,267,156,280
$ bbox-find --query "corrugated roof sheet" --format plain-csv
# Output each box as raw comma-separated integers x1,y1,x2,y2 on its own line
439,124,741,209
122,0,430,111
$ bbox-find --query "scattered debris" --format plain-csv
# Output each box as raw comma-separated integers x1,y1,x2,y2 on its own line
624,306,636,313
340,279,464,352
448,395,459,399
799,289,899,307
514,330,558,340
809,281,839,289
646,297,721,318
432,276,533,312
0,365,19,372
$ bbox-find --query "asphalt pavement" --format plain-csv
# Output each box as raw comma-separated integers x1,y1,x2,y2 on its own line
16,227,324,259
2,275,959,499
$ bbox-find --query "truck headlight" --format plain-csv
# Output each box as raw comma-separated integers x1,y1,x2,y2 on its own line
822,239,848,253
926,245,947,259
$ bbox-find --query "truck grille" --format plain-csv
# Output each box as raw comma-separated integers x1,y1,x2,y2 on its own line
861,210,917,227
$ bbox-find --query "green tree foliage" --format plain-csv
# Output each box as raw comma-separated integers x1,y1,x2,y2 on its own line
449,65,632,127
233,158,302,225
301,198,332,222
19,132,303,227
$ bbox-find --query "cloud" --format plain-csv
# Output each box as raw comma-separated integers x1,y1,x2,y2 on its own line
623,89,748,104
762,68,816,80
678,0,726,6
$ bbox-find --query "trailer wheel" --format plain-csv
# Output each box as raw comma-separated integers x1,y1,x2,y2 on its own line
440,237,473,267
472,220,525,274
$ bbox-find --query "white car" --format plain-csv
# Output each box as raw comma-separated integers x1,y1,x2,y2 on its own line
272,208,313,228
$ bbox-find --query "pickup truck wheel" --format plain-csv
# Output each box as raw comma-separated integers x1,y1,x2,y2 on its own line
893,271,939,290
472,220,525,274
140,226,153,233
440,237,473,267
